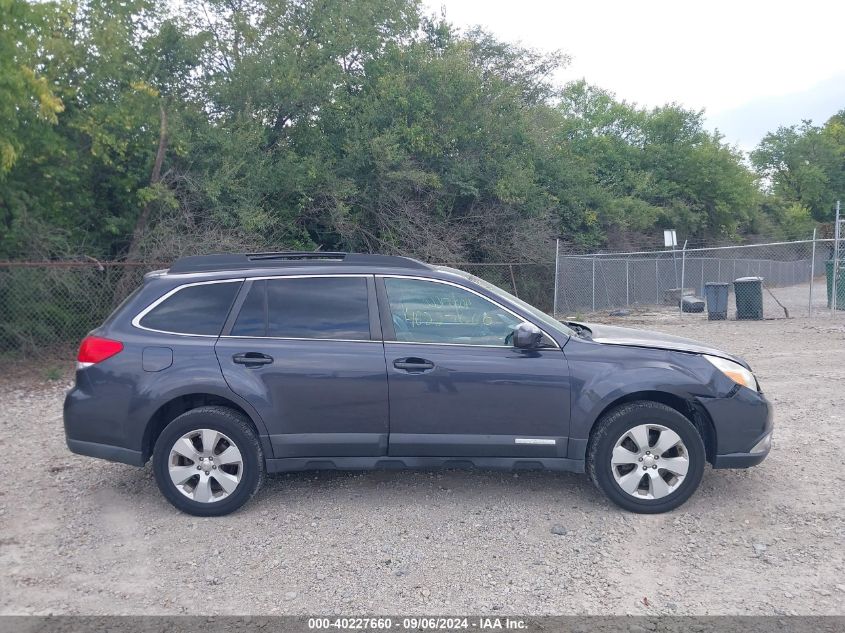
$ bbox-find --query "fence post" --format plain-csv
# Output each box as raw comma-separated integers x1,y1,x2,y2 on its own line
553,238,560,316
833,200,841,314
655,258,659,304
625,259,630,306
592,256,596,313
679,240,687,316
809,228,816,317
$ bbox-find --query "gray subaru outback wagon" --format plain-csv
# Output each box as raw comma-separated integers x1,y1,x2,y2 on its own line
65,252,772,516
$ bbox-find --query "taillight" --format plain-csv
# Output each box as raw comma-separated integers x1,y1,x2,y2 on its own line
77,336,123,368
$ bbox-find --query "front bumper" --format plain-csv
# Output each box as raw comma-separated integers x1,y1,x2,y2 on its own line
697,387,774,469
712,432,772,468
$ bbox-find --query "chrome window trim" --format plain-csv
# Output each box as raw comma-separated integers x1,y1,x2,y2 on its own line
383,340,520,350
220,335,380,343
378,274,561,350
246,273,372,281
132,272,560,348
131,278,245,337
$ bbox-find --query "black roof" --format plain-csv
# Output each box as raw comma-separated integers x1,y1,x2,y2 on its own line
168,251,431,274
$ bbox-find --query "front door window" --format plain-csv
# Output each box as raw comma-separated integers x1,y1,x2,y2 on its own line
383,277,521,346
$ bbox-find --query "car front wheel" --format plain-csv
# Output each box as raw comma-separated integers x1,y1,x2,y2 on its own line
587,401,705,513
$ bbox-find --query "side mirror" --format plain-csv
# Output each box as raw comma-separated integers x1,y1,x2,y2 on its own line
512,322,543,349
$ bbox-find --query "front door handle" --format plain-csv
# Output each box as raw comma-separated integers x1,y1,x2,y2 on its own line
232,352,274,367
393,357,435,372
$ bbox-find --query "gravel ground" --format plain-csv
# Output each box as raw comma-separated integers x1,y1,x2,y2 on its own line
1,315,844,616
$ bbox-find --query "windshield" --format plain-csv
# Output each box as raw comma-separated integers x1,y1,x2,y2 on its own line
435,266,575,338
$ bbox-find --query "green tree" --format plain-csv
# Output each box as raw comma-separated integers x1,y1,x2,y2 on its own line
558,81,759,245
302,20,575,260
752,113,845,226
0,0,813,267
0,0,65,175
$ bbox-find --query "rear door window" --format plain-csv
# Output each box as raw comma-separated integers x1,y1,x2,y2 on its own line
230,276,371,340
138,281,241,335
231,280,266,336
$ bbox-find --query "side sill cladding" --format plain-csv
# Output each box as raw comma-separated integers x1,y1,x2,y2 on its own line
265,456,586,474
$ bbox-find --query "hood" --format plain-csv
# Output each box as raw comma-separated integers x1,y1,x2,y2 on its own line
567,321,749,368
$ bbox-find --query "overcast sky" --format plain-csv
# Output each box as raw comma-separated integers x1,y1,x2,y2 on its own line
421,0,845,151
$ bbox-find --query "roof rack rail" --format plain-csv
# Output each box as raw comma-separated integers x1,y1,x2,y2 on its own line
245,251,346,261
168,251,430,274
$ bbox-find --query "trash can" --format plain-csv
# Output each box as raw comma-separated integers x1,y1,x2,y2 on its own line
825,260,845,310
704,282,729,320
734,277,763,320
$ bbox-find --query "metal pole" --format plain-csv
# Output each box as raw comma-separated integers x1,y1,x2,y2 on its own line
679,240,687,316
672,246,678,288
655,258,659,304
809,228,816,316
833,201,841,314
592,256,596,313
553,238,560,316
626,259,630,306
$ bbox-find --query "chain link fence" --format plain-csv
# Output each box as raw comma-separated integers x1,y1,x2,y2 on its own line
0,262,160,359
554,238,843,320
441,263,555,313
3,237,841,360
0,260,555,359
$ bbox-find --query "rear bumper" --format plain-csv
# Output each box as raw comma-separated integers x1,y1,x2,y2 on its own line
697,388,774,469
66,438,145,466
64,385,145,466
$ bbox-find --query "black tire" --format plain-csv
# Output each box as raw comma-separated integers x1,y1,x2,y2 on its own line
587,401,705,514
153,406,265,516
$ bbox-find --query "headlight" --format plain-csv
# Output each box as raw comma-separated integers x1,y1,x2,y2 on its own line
703,355,759,391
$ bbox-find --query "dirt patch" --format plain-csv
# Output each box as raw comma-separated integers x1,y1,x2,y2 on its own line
1,316,844,615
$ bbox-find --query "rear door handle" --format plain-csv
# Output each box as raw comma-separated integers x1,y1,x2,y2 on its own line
393,357,435,372
232,352,274,367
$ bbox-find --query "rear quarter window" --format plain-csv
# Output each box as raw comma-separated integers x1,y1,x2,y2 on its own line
137,281,241,335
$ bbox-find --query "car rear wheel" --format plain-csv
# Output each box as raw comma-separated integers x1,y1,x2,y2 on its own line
153,406,264,516
587,401,705,513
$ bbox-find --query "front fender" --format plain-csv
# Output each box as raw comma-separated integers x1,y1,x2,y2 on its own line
564,339,723,460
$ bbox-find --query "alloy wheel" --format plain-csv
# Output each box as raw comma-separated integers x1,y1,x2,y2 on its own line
168,429,243,503
610,423,690,500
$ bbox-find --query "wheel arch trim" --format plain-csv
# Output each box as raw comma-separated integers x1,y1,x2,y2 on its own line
140,387,269,462
570,388,717,464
